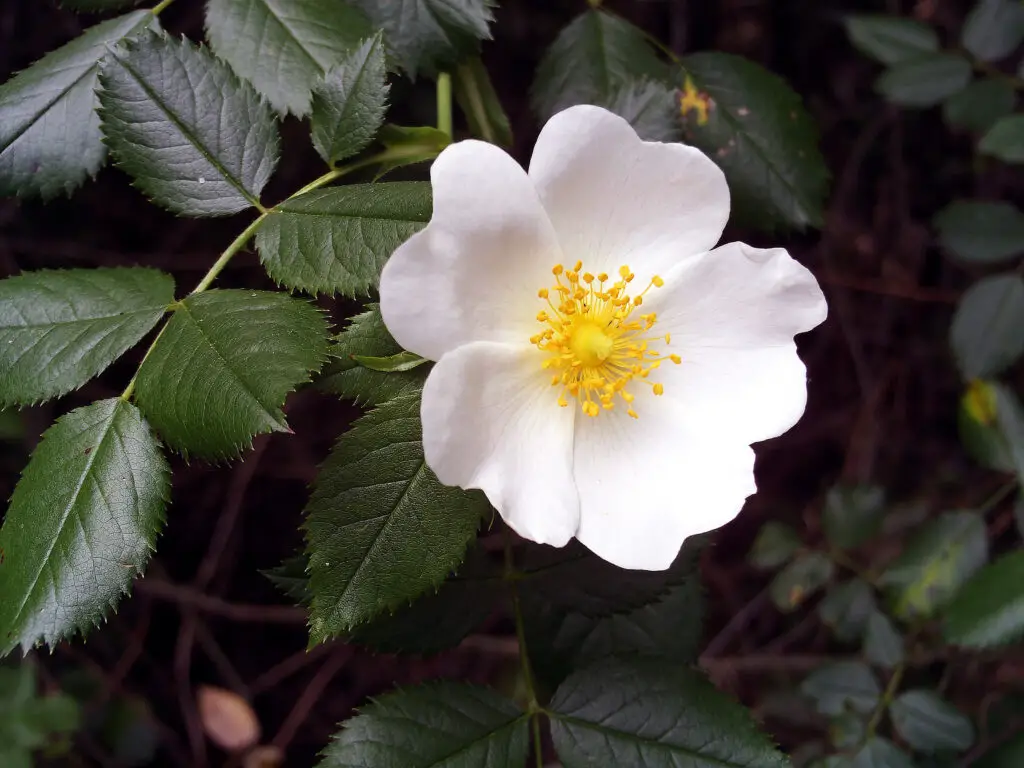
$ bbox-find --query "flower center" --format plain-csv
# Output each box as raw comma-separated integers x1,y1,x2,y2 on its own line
530,261,681,419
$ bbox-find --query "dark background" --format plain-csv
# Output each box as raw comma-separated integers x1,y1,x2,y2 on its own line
2,0,1022,765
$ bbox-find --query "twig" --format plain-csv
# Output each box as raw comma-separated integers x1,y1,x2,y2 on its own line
136,580,306,624
270,648,352,750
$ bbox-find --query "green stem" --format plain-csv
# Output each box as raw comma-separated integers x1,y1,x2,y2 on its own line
504,533,542,765
456,62,493,144
437,72,453,140
190,214,267,295
979,478,1018,515
866,663,905,738
151,0,176,14
971,56,1024,90
531,716,543,768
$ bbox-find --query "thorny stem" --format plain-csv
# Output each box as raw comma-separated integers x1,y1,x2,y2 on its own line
150,0,177,15
436,73,453,140
119,149,405,401
504,532,543,767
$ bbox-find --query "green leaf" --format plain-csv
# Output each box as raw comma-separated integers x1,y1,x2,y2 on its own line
749,521,802,569
863,611,904,669
0,268,173,407
950,274,1024,379
310,35,389,166
974,733,1024,768
375,124,451,176
318,304,428,405
603,78,682,143
0,11,156,199
890,689,975,753
527,572,704,689
205,0,372,117
980,115,1024,164
876,54,972,107
824,485,886,550
880,511,988,620
843,15,939,64
678,53,829,231
98,32,280,216
770,552,835,612
801,661,880,716
0,399,170,655
319,681,526,767
304,392,487,640
531,10,665,122
254,183,431,296
850,738,915,768
935,201,1024,264
549,659,790,768
959,381,1024,481
453,56,512,147
133,290,329,459
943,79,1016,134
819,579,877,643
518,536,706,618
963,0,1024,61
349,0,495,79
352,351,427,372
348,548,500,654
829,713,867,751
944,549,1024,648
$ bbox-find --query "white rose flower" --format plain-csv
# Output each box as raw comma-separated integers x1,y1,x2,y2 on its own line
379,105,827,571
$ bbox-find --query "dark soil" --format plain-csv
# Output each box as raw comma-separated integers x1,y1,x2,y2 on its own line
3,0,1023,765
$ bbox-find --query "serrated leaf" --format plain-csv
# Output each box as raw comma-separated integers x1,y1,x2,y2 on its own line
963,0,1024,61
353,351,427,372
549,659,790,768
935,201,1024,264
974,732,1024,768
255,183,431,296
318,304,428,405
319,681,527,767
824,485,886,550
310,35,389,166
0,11,156,199
944,549,1024,648
133,290,329,459
263,554,311,605
829,712,866,751
0,268,174,407
375,124,451,176
819,579,877,643
603,78,682,142
876,54,972,107
678,53,829,231
349,0,495,79
205,0,372,116
348,548,500,654
959,380,1024,479
98,32,279,216
749,521,802,569
943,79,1016,134
304,392,487,640
880,511,988,620
890,689,975,753
864,611,904,669
453,56,512,147
519,536,705,618
531,10,665,122
770,552,834,612
801,661,880,716
980,115,1024,164
0,399,170,655
843,15,939,64
950,274,1024,379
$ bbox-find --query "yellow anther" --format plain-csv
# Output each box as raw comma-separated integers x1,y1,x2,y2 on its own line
573,260,583,272
665,333,671,344
653,383,664,396
627,408,639,419
557,395,568,407
597,272,609,282
652,275,664,287
538,288,549,299
553,264,564,275
583,273,594,283
536,310,548,322
582,401,600,417
618,265,631,278
669,354,681,364
633,295,643,306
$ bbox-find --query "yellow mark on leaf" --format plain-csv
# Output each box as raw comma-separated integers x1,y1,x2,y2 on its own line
963,379,998,426
679,75,712,126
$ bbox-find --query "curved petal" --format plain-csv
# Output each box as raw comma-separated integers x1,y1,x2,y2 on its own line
421,341,579,546
528,105,730,277
573,406,756,570
380,141,563,362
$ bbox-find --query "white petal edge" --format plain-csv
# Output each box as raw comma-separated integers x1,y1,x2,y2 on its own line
573,406,756,571
379,140,564,362
528,104,730,277
421,340,579,547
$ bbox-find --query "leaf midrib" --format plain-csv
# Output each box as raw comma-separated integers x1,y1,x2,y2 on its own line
256,0,323,72
0,305,165,331
111,52,262,209
3,401,122,646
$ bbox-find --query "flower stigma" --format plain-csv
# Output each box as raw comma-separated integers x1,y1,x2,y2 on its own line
531,262,681,419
